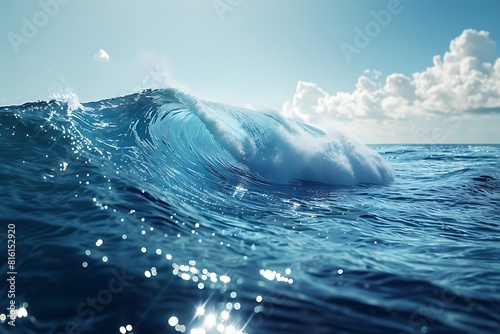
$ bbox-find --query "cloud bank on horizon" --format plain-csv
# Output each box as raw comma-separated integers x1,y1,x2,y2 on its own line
281,29,500,142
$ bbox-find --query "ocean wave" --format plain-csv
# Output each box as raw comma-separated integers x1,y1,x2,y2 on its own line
49,88,392,188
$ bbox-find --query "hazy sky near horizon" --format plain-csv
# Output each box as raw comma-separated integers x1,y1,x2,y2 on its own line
1,0,500,143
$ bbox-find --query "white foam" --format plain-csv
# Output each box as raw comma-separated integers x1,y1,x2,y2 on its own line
193,99,393,186
50,91,82,115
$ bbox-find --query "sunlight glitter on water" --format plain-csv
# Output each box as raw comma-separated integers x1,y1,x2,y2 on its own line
259,269,294,284
167,305,247,334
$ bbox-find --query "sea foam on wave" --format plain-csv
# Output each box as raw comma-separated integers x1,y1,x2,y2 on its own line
182,95,393,186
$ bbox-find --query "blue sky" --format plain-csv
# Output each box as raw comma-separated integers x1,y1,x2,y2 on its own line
1,0,500,143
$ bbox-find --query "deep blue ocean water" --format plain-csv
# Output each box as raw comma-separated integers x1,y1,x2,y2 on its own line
0,89,499,334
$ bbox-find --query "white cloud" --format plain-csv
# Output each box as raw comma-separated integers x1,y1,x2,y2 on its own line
93,48,110,62
282,29,500,132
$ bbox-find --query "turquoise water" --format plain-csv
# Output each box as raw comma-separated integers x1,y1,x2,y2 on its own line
0,89,499,333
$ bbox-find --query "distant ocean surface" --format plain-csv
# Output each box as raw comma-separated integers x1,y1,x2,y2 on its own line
1,89,499,334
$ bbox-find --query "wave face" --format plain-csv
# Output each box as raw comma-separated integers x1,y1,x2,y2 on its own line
1,89,499,334
188,97,393,186
65,88,392,188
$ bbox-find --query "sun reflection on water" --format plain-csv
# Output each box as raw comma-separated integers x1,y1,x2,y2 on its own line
76,203,298,334
167,304,248,334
